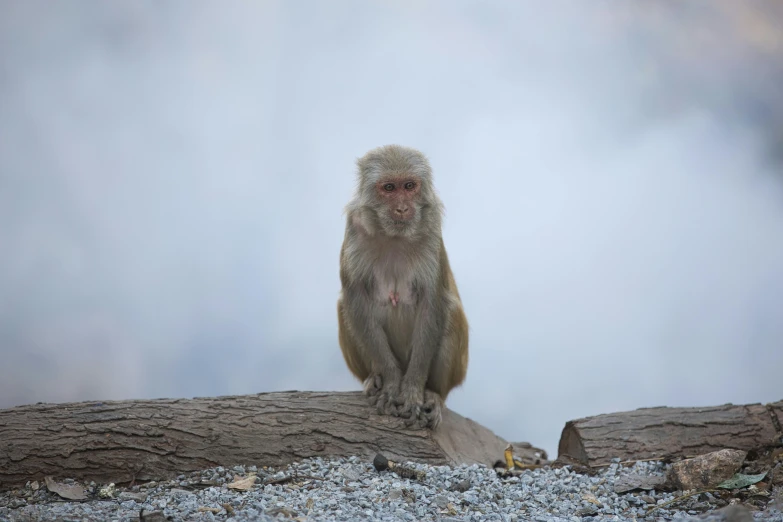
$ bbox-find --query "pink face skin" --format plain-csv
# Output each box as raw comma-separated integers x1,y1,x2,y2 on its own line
375,176,421,223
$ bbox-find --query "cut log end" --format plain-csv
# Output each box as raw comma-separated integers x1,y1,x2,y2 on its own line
557,421,587,464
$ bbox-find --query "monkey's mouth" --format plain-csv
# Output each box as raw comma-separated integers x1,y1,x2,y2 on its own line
390,220,413,228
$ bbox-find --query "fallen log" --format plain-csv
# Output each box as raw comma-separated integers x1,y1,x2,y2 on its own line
0,391,545,489
558,400,783,468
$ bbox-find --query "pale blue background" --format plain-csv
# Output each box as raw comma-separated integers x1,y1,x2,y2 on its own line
1,1,782,456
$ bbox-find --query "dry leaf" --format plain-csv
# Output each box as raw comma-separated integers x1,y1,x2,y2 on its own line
582,494,602,506
717,472,768,490
44,476,87,501
227,474,256,491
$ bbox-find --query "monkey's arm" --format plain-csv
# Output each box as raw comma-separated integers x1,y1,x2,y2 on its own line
339,236,403,413
341,285,404,414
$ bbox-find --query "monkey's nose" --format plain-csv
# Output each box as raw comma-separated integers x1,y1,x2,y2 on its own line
394,207,410,216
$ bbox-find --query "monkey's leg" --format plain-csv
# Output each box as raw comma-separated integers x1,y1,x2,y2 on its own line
338,299,386,401
392,292,447,427
337,299,370,381
410,299,469,429
338,295,403,415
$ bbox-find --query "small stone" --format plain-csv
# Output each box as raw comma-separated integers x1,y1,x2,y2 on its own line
450,479,471,492
340,467,361,482
119,491,148,503
432,495,449,509
373,454,390,472
576,505,599,516
701,504,754,522
169,488,195,496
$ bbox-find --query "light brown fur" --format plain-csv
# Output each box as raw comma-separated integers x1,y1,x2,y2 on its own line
337,145,469,429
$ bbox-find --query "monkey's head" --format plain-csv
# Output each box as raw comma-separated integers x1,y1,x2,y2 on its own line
355,145,442,237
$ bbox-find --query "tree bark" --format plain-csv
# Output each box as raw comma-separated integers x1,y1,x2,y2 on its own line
558,401,783,468
0,391,545,489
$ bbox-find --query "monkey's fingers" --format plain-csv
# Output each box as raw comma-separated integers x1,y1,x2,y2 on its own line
419,391,444,429
375,390,400,416
423,405,443,429
394,398,420,421
403,415,421,428
404,410,438,430
401,405,423,427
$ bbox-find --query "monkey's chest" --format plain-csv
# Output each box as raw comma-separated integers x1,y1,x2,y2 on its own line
373,268,416,308
373,267,417,365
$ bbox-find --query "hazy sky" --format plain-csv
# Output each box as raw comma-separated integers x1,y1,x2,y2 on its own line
1,1,782,457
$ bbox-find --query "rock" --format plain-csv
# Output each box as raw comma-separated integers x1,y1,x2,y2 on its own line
697,504,753,522
118,491,148,503
450,479,471,492
666,449,746,491
613,473,667,493
168,488,196,496
139,509,172,522
433,495,449,509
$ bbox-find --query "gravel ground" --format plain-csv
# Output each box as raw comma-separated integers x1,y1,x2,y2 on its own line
1,456,781,521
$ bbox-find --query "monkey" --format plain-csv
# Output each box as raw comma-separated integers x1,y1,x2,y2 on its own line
336,144,469,429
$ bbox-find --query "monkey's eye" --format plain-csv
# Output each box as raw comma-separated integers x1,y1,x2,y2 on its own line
382,183,395,192
404,181,416,190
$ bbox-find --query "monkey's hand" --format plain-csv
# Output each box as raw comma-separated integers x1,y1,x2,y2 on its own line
363,371,402,416
394,385,442,429
419,389,444,429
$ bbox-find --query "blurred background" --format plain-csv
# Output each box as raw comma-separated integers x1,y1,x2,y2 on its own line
1,1,782,457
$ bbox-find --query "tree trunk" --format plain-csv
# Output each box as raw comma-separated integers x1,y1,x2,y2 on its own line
0,391,545,489
558,401,783,468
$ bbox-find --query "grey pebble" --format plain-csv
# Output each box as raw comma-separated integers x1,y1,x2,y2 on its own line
118,491,148,503
432,494,449,508
168,487,195,496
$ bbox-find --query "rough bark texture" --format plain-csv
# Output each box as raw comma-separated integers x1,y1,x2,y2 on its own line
0,391,543,489
558,401,783,468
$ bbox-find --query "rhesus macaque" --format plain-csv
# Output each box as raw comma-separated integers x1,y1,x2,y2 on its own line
337,144,469,429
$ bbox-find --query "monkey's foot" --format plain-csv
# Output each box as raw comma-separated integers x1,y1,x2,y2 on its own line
363,374,401,416
362,374,383,399
418,390,444,429
393,388,443,429
395,390,443,429
375,389,400,416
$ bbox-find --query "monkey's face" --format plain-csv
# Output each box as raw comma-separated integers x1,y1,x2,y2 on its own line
374,176,422,235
